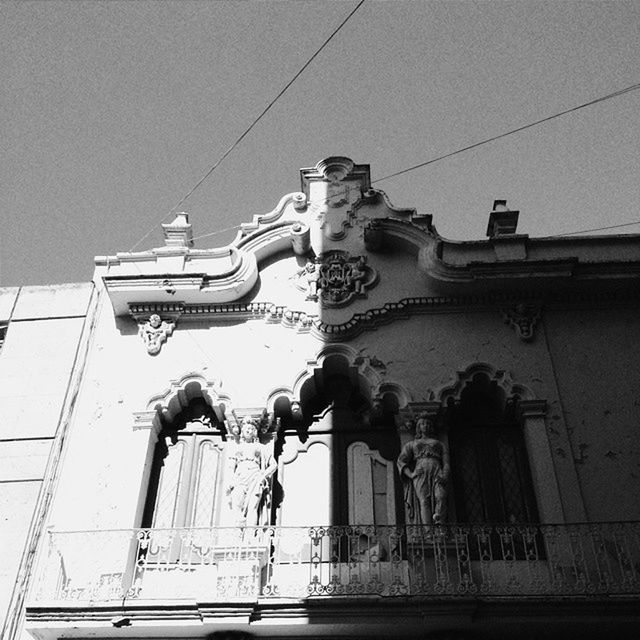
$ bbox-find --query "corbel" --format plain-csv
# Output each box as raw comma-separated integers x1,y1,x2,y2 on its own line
129,303,184,354
501,303,541,342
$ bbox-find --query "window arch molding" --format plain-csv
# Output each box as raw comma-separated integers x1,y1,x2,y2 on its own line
132,372,234,438
132,373,240,530
290,344,412,423
274,345,412,526
427,362,565,524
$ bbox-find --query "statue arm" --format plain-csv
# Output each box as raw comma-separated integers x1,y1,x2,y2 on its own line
440,441,451,483
397,443,414,479
263,453,277,481
257,445,277,485
225,449,237,494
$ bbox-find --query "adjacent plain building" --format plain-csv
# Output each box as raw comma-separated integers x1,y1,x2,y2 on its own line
1,157,639,640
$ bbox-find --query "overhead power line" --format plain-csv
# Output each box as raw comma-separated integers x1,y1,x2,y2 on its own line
371,81,640,184
540,220,640,238
189,217,640,245
189,82,640,245
129,0,366,252
141,74,640,250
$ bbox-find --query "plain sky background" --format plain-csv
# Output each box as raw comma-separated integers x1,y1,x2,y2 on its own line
2,0,639,287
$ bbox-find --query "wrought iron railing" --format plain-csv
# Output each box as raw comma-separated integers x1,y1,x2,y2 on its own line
31,523,640,603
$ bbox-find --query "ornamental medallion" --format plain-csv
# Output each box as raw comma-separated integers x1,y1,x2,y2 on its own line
296,251,378,307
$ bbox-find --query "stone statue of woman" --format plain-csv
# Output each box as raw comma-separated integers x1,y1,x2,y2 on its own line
397,414,450,526
226,418,277,527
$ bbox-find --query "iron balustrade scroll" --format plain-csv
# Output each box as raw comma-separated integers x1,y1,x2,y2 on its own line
31,523,640,603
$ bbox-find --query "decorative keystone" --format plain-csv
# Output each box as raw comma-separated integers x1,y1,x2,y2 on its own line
162,212,194,247
486,200,519,237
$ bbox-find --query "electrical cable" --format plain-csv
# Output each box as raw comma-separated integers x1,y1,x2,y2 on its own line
186,82,640,245
128,0,366,253
135,79,640,249
189,217,640,245
371,81,640,185
539,220,640,238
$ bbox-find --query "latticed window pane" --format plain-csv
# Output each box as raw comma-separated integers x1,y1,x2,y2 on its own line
190,439,222,528
455,437,485,523
371,458,389,525
451,425,537,524
152,439,185,529
496,434,526,523
143,399,226,530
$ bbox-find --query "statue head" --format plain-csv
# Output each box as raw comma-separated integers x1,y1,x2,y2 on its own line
240,418,258,442
415,414,436,438
148,314,162,328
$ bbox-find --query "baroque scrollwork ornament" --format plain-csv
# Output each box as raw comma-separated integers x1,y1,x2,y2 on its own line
502,304,541,342
138,314,175,354
295,250,378,307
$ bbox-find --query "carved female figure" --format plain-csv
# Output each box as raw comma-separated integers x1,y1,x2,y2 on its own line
226,418,277,526
397,414,450,526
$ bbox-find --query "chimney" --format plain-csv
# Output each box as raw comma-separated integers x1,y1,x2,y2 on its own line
162,212,194,248
486,200,519,237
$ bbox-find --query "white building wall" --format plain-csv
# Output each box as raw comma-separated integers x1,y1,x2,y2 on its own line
0,284,93,635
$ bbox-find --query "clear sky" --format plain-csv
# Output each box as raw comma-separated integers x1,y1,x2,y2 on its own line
2,0,639,286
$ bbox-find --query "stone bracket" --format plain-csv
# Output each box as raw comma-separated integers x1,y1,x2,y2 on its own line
129,304,184,354
502,304,541,341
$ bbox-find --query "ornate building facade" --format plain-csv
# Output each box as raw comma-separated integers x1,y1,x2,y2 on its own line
1,157,640,639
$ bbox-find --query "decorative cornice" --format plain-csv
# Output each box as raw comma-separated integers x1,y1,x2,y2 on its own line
236,193,303,239
102,249,258,316
123,286,640,341
128,302,184,322
95,159,640,325
433,237,640,286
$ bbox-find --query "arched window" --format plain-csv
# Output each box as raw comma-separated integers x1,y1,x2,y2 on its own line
281,366,401,527
142,397,228,529
446,374,539,524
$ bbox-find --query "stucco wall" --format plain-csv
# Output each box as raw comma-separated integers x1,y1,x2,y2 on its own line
47,291,324,531
0,283,93,635
342,311,584,523
543,307,640,521
43,290,633,535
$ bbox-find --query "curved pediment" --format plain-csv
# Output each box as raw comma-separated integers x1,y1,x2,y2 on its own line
97,157,440,320
96,157,640,339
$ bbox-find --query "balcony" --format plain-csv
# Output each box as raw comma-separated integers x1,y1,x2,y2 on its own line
30,522,640,604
